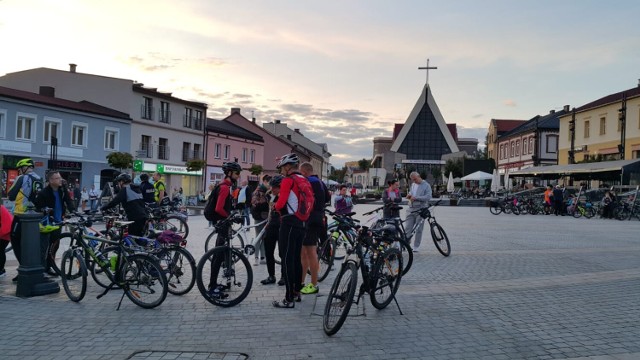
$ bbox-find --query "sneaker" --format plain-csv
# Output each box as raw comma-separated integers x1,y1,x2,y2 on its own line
260,257,266,264
300,283,319,295
412,247,420,253
208,285,229,299
254,257,260,266
260,276,276,285
277,277,285,286
0,270,6,278
272,299,294,308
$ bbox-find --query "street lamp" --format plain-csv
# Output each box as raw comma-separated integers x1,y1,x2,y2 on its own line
618,93,627,161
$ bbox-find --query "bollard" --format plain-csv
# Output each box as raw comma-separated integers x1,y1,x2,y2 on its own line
15,211,60,297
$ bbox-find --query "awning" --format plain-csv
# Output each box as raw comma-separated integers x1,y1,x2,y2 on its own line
509,159,640,177
460,171,493,181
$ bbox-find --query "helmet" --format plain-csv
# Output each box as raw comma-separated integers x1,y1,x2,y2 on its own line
115,173,132,183
276,153,299,169
221,161,242,174
269,175,284,187
381,224,397,238
16,158,34,168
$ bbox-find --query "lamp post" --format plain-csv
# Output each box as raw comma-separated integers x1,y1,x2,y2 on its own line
569,108,576,164
618,93,627,161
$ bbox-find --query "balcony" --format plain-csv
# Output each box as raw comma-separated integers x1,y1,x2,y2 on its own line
158,145,170,160
183,115,193,128
141,105,154,120
138,143,153,158
159,109,171,124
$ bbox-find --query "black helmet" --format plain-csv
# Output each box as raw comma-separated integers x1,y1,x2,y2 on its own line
222,162,242,174
269,175,284,187
276,153,299,169
115,173,132,184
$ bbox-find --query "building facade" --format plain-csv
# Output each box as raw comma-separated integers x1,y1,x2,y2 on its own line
487,119,527,166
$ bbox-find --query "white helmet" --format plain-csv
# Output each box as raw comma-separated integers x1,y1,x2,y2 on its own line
276,153,299,169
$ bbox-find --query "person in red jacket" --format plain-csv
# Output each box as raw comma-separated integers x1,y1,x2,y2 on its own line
272,153,308,308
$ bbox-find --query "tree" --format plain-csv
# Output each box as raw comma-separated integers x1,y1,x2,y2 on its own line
106,152,133,171
358,158,371,171
444,158,463,178
249,164,263,176
185,159,205,172
329,166,347,182
431,167,442,183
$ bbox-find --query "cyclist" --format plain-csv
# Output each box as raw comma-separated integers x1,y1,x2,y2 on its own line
404,171,432,252
7,158,43,273
260,175,283,285
299,162,330,295
207,161,241,298
33,171,75,276
100,174,147,236
382,179,402,219
273,153,308,308
139,173,156,204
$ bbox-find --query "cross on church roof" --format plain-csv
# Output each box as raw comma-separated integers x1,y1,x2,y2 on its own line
418,58,438,85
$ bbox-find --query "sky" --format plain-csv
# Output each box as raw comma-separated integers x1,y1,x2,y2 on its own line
1,0,640,168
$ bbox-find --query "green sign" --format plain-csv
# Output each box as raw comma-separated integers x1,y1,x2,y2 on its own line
156,164,165,173
133,160,144,172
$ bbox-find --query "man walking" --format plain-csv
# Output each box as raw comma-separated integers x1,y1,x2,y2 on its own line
404,171,432,252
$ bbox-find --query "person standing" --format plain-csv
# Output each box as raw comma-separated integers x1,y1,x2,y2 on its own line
260,175,282,285
152,172,167,205
205,183,216,228
7,158,43,273
273,153,307,308
34,171,75,276
382,179,402,219
139,173,155,204
80,187,89,212
251,175,272,265
404,171,432,252
100,174,147,236
299,162,330,295
73,183,81,212
88,184,100,212
236,180,252,226
333,185,353,215
553,185,564,216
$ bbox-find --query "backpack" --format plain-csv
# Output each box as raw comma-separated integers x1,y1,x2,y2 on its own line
287,174,315,222
203,184,222,222
26,174,44,204
250,186,270,220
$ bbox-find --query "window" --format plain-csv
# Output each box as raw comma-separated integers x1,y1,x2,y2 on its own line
142,97,153,120
43,117,61,143
184,108,193,128
250,149,255,163
182,142,191,161
546,135,558,153
499,144,503,159
104,127,119,150
599,117,606,135
194,110,203,130
71,122,88,146
511,142,515,158
515,140,520,156
584,120,590,138
17,113,36,141
241,148,247,163
523,138,528,154
158,138,169,160
0,109,6,138
633,150,640,159
214,143,221,159
224,145,230,160
140,135,152,157
160,101,170,123
193,144,201,159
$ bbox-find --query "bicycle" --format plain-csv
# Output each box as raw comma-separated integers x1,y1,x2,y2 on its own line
396,200,450,257
196,211,253,307
58,218,168,309
144,203,189,239
323,225,404,336
572,201,596,219
204,218,281,264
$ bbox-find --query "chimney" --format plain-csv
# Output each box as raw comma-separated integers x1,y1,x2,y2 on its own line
275,119,281,124
39,86,55,97
252,117,256,123
69,63,77,73
563,105,570,112
549,109,555,114
231,107,241,114
294,128,300,134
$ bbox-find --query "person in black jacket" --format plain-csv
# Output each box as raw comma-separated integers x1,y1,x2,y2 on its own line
101,173,147,236
139,173,155,204
34,171,75,276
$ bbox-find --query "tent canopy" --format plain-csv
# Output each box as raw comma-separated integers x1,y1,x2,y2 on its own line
509,159,640,182
460,171,494,181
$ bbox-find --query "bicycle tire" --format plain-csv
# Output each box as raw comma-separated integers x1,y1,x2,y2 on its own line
369,248,403,310
430,222,451,257
90,246,120,289
157,246,196,296
323,261,358,336
162,215,190,239
332,231,352,260
48,232,74,275
573,207,583,218
585,207,596,219
396,238,413,276
204,227,243,252
60,249,87,302
121,254,168,309
489,205,502,215
196,246,253,307
317,239,335,282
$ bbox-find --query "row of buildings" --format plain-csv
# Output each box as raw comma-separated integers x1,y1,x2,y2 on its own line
0,65,331,197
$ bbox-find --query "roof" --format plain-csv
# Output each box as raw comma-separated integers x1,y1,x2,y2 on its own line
574,85,640,114
206,118,264,142
491,119,527,133
133,84,207,109
0,85,131,120
500,109,567,139
510,159,640,176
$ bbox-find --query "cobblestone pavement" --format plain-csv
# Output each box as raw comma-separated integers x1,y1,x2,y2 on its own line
1,204,639,360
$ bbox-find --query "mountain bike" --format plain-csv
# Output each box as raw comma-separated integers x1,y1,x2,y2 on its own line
204,218,281,265
144,203,189,239
323,225,403,336
397,200,450,257
196,211,253,307
59,218,168,309
572,201,596,219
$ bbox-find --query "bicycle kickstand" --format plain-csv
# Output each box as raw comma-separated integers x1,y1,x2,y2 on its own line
392,295,404,315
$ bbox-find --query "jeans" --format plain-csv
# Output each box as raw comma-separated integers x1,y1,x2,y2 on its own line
404,208,425,249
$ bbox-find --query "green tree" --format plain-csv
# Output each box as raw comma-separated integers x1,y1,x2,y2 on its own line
106,152,133,171
444,158,463,178
357,158,371,171
329,166,347,182
249,164,263,176
185,159,205,172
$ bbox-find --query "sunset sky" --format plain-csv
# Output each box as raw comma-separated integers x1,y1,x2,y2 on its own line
2,0,639,167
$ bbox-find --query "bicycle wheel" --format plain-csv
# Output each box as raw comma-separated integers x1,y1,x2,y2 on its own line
430,222,451,257
49,232,74,275
157,247,196,295
332,232,351,260
120,254,168,309
196,246,253,307
573,207,583,218
90,246,120,289
317,239,335,282
489,205,502,215
323,261,358,336
162,215,190,239
396,238,413,276
60,249,87,302
369,248,403,310
204,227,243,252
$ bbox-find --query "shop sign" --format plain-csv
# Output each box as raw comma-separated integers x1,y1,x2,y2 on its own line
48,160,82,171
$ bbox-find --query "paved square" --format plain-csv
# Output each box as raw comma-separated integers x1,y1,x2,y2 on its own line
1,203,639,359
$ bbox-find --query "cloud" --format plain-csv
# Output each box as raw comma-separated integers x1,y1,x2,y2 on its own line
503,99,517,107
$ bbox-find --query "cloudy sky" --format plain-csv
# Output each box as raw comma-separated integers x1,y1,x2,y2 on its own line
2,0,639,167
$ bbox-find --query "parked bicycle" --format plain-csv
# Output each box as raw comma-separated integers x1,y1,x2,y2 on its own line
323,225,404,336
144,203,189,239
395,200,450,257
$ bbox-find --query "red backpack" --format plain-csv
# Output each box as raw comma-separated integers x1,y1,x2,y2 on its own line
287,174,315,222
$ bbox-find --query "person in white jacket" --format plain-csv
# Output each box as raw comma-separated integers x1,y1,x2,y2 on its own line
405,172,432,252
